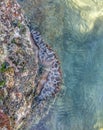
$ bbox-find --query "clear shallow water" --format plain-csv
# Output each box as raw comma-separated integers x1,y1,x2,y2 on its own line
18,0,103,130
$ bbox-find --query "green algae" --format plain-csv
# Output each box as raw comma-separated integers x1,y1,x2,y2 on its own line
0,62,7,73
0,80,5,88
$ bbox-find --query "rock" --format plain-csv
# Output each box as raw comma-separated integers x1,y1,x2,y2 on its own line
0,0,62,130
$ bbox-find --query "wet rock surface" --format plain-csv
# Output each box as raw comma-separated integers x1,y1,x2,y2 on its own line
0,0,62,129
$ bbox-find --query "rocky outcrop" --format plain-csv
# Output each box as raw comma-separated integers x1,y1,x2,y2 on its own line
0,0,62,130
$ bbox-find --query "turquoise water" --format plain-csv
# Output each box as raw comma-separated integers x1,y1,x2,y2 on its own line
18,0,103,130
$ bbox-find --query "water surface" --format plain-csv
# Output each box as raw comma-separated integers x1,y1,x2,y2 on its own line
18,0,103,130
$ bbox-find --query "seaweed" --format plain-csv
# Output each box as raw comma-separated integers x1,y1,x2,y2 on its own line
0,80,5,88
0,62,9,73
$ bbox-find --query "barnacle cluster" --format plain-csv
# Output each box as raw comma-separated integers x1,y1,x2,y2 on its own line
31,30,62,101
0,0,62,130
